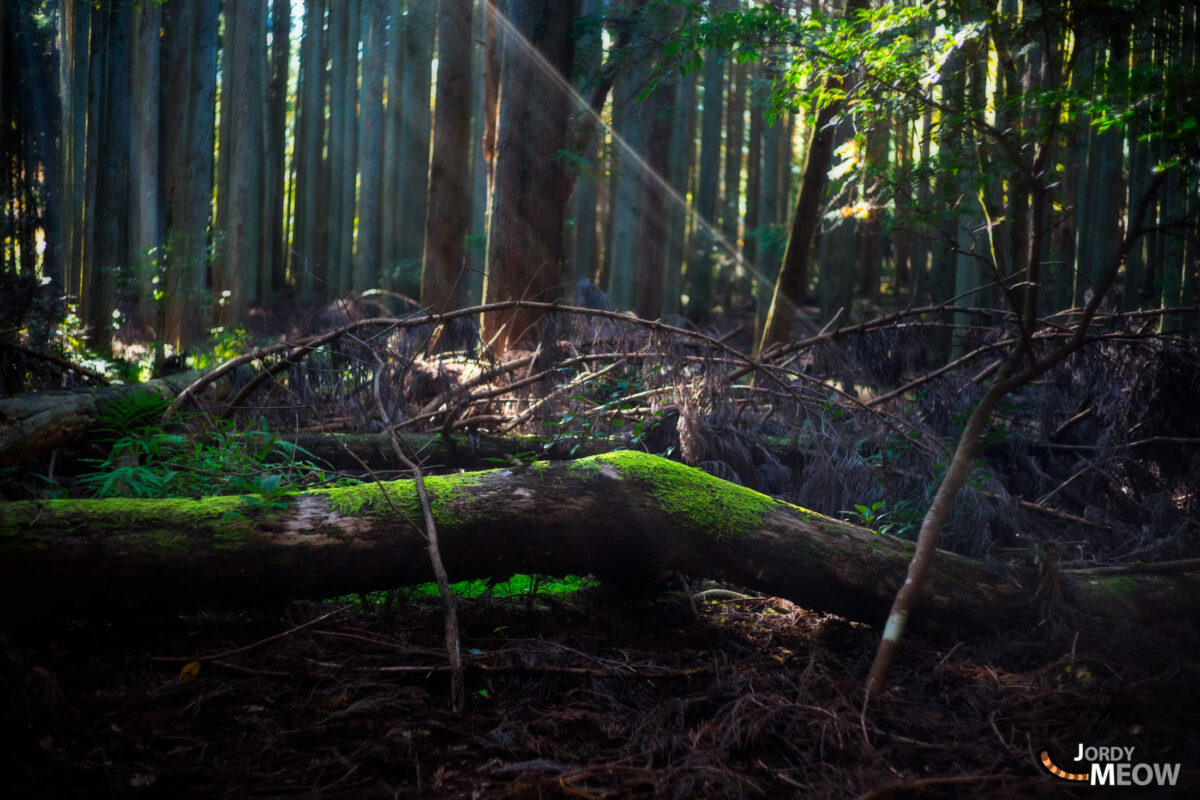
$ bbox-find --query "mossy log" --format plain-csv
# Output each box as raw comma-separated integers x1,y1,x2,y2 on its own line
280,431,617,473
2,452,1197,638
0,369,232,467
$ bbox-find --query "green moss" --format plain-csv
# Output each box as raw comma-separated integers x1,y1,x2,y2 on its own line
0,495,251,555
1082,575,1140,602
322,470,492,528
591,451,780,540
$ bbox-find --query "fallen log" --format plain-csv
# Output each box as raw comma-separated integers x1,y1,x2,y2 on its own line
2,452,1196,638
0,369,234,467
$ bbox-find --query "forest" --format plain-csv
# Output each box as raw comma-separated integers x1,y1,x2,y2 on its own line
1,0,1199,796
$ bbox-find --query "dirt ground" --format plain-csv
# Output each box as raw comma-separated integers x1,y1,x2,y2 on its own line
2,584,1197,799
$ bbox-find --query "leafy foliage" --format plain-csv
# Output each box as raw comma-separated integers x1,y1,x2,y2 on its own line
77,393,342,500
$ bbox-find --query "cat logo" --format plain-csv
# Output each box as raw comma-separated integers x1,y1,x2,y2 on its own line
1041,747,1181,787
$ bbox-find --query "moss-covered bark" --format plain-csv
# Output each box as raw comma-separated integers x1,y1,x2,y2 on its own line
2,452,1196,639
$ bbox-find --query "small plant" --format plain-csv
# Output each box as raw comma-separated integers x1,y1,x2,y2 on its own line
542,366,670,457
840,499,922,539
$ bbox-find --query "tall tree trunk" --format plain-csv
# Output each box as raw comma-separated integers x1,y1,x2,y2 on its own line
129,1,162,333
856,117,888,303
743,66,762,282
952,37,987,358
216,0,266,324
357,0,387,292
754,66,781,339
422,0,474,312
482,0,575,352
60,0,91,305
662,70,696,319
758,0,867,355
397,0,435,297
569,0,605,291
892,114,911,296
467,0,490,305
327,3,351,294
381,0,404,290
606,33,651,312
689,25,726,322
162,0,219,350
339,0,362,293
720,58,746,308
263,0,292,303
293,0,326,302
929,37,964,362
909,103,933,303
635,73,675,320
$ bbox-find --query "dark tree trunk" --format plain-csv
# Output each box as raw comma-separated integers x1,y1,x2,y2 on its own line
422,0,474,311
482,0,575,352
357,0,387,292
757,0,867,355
264,0,292,303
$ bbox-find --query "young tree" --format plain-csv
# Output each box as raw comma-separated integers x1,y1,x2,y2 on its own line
759,0,868,355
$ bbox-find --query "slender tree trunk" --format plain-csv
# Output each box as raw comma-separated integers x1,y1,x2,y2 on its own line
397,0,435,297
909,103,933,303
720,58,746,308
327,4,350,294
856,117,888,302
357,0,387,292
892,115,910,296
635,73,675,320
293,0,326,301
569,0,605,291
606,34,651,312
263,0,292,303
757,0,867,355
60,0,90,305
754,66,781,338
743,66,762,279
216,0,265,324
130,2,162,332
689,25,726,322
662,70,696,319
422,0,474,312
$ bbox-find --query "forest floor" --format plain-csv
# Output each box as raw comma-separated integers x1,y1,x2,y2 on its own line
3,583,1198,799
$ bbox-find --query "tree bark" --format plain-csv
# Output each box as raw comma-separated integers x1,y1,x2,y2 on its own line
689,22,726,321
0,370,235,467
264,0,292,302
396,0,435,297
482,0,575,352
3,452,1196,639
129,1,162,331
421,0,474,311
357,0,387,293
